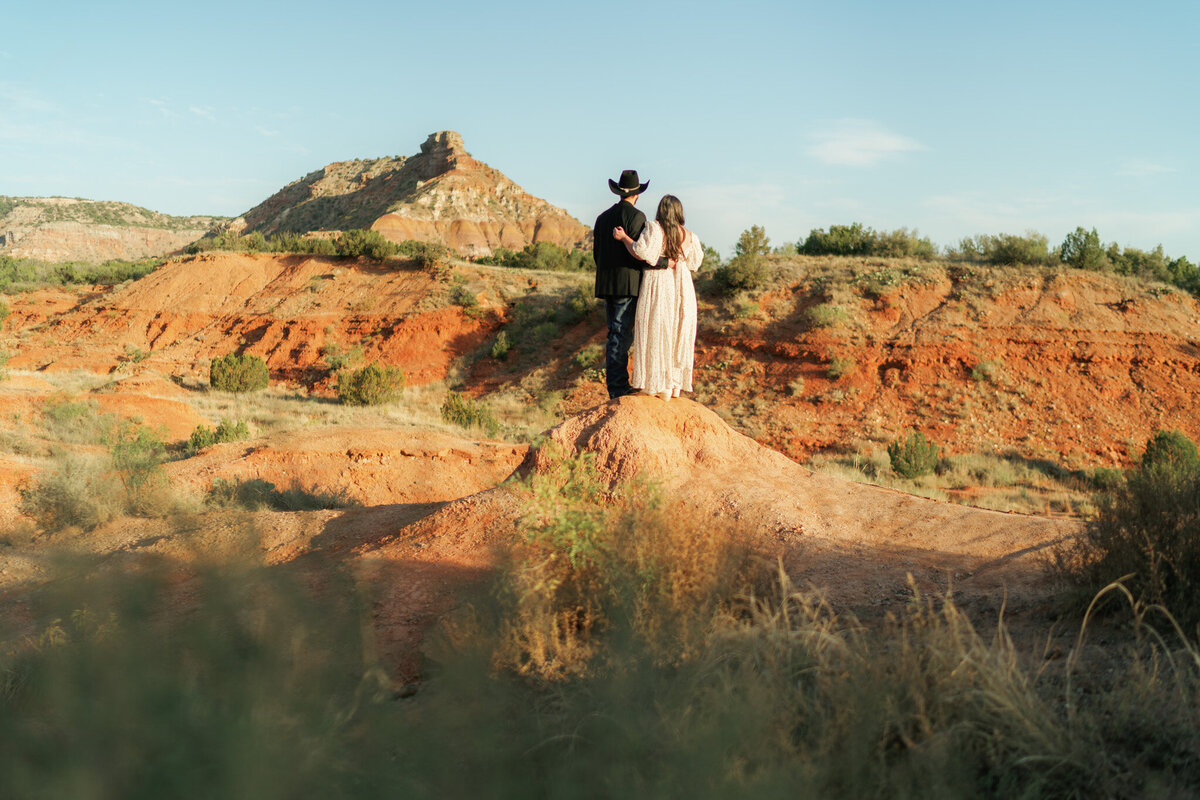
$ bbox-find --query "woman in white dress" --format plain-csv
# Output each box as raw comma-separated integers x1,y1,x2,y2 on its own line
612,194,702,401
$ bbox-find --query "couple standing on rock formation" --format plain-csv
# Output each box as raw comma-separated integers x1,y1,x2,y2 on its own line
592,169,703,401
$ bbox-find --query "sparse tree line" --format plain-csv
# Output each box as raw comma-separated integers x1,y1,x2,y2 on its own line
189,228,597,274
186,228,452,267
711,221,1200,296
0,255,161,292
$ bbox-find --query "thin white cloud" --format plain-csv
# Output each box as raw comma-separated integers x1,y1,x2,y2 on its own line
189,105,216,121
807,119,925,167
147,98,183,120
1116,159,1174,177
255,126,280,137
0,82,57,113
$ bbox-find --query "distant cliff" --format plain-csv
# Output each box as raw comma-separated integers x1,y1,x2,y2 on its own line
231,131,590,257
0,197,223,263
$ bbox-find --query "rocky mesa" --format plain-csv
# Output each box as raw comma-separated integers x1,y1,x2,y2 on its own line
229,131,590,257
0,197,223,263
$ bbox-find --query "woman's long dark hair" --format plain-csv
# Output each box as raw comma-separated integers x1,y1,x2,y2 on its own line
656,195,685,261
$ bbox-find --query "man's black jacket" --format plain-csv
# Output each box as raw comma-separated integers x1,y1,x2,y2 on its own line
593,199,666,298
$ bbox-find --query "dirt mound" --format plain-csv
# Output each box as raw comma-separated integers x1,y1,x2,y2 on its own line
532,396,1074,560
355,397,1079,657
166,427,527,506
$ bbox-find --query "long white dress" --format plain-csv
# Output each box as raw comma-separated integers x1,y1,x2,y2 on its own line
629,221,702,396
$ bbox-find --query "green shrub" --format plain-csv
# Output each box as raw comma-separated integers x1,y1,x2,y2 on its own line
397,240,451,273
22,419,172,530
39,399,109,444
488,446,756,677
206,478,357,511
1140,429,1200,474
806,303,848,328
950,232,1055,266
874,227,937,259
970,359,1005,384
571,343,602,370
448,281,478,308
441,391,499,436
826,356,855,380
564,285,596,322
888,430,940,479
1056,451,1200,626
188,419,250,453
266,232,339,256
332,229,397,260
209,353,269,394
478,243,594,272
800,222,875,256
490,330,512,360
320,342,362,372
713,226,771,295
799,223,936,259
19,452,125,531
101,419,169,516
1090,466,1124,491
1061,226,1109,271
0,299,9,324
713,256,767,294
335,362,404,406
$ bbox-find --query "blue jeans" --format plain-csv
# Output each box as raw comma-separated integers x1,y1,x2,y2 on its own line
604,295,638,399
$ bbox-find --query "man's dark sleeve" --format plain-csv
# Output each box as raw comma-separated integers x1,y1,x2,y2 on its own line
592,213,603,264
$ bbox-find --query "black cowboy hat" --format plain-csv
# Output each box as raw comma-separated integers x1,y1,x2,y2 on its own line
608,169,649,198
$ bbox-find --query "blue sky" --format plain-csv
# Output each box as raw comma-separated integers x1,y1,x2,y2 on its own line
2,0,1197,258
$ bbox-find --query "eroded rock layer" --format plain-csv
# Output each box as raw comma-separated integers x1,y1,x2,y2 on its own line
233,131,589,257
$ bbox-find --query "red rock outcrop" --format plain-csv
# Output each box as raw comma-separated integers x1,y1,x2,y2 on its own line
233,131,589,257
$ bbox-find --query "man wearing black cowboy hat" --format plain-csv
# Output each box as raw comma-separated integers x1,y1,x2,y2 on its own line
593,169,665,399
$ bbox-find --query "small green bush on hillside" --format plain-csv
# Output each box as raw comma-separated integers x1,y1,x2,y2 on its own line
206,477,356,511
102,419,169,516
1056,434,1200,626
188,419,250,453
333,229,397,260
441,391,498,436
826,356,855,380
320,342,363,372
1140,429,1200,474
713,226,771,294
335,363,404,406
448,280,478,309
490,330,511,360
209,353,269,394
888,430,940,479
478,242,594,272
806,303,849,329
395,239,450,271
20,452,125,531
